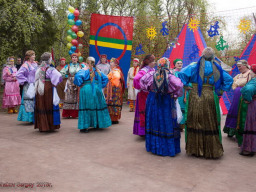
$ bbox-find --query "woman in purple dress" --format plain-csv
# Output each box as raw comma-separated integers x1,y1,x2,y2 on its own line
140,57,183,156
16,50,38,123
133,55,155,136
240,64,256,156
223,60,252,137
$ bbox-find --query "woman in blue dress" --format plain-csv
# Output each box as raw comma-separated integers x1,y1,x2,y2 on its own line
178,47,233,158
140,57,183,157
74,57,111,133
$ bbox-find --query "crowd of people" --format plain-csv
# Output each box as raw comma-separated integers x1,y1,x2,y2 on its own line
1,47,256,159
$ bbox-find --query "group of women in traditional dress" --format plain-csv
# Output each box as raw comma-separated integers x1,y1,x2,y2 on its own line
2,46,255,158
223,60,256,156
130,47,236,159
2,51,125,133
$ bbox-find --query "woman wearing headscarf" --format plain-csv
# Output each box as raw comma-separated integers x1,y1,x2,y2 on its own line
240,64,256,156
178,47,233,159
133,55,155,136
16,50,38,123
127,58,140,112
60,53,85,118
223,60,252,137
2,57,21,113
140,57,183,156
236,61,255,146
74,57,111,133
34,52,62,132
105,58,125,124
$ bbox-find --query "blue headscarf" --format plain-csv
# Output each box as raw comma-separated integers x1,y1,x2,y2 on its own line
196,56,224,96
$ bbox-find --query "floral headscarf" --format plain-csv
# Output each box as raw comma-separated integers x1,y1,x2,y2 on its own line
153,57,170,95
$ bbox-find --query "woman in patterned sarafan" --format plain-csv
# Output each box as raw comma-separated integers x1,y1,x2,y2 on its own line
2,57,21,113
239,64,256,156
60,53,85,118
140,57,183,157
34,52,62,132
74,57,111,133
178,47,233,159
105,58,125,124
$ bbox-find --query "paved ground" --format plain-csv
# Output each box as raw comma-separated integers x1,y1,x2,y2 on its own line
0,105,255,192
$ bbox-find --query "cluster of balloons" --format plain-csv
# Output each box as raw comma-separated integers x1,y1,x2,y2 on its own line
66,6,84,62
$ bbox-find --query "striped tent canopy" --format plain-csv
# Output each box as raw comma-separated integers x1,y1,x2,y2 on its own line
222,33,256,112
163,24,207,68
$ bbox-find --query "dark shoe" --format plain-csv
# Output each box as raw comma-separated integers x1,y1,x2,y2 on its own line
112,121,119,124
239,151,254,157
80,129,89,133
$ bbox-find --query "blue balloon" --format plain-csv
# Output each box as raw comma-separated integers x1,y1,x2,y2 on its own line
68,50,74,55
75,20,82,26
71,46,77,51
68,13,75,20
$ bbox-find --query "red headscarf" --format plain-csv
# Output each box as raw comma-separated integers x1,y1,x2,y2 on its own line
251,64,256,74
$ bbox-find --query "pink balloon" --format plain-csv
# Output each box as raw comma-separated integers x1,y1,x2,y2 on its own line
71,39,78,46
71,25,78,32
73,10,80,17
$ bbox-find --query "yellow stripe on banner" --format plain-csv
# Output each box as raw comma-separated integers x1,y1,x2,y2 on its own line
90,40,132,51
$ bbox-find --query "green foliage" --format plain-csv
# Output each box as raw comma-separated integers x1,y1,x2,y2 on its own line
0,0,57,64
1,0,253,68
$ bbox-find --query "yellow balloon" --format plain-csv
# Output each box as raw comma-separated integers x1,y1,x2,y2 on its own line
67,43,72,49
77,31,84,38
78,52,81,56
67,35,72,42
68,6,75,13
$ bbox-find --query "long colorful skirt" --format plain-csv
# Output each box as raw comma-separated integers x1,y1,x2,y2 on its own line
133,91,148,136
223,87,242,137
236,98,248,146
186,84,223,159
78,81,111,129
2,81,21,108
17,88,34,123
241,99,256,152
62,77,79,118
145,92,180,156
34,81,60,132
107,86,123,121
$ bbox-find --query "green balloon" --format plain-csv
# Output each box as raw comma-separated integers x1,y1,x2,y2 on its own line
67,29,72,35
71,32,77,39
68,19,75,25
78,56,83,62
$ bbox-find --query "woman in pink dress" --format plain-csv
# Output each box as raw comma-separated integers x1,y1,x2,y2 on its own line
133,55,155,136
2,57,21,113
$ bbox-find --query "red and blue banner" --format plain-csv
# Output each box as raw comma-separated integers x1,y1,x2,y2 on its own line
89,13,134,85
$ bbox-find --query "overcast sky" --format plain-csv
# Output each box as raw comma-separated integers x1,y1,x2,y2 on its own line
208,0,256,11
